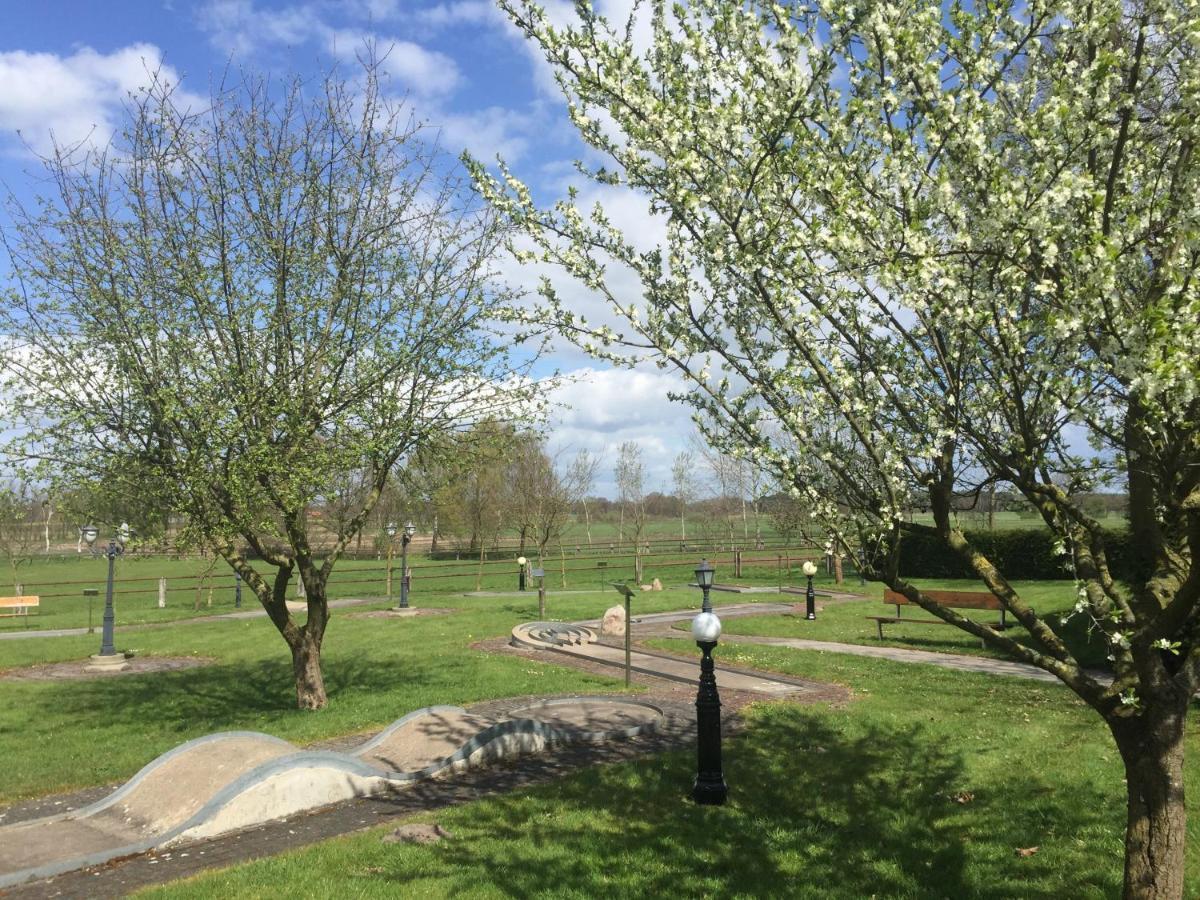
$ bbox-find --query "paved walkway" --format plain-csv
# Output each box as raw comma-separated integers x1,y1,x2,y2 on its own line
515,603,820,697
707,634,1062,682
627,608,1086,684
0,597,380,642
533,598,1073,690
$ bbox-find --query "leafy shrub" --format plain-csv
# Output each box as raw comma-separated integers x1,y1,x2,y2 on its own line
898,529,1134,581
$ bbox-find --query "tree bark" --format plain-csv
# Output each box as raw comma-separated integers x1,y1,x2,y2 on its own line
290,629,327,710
1111,711,1188,899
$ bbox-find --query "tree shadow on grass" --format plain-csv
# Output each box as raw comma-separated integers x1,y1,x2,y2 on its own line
367,706,1120,899
33,654,444,735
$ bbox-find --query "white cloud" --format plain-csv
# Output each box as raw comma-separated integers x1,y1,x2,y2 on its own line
412,1,495,28
198,2,463,100
197,0,315,55
0,44,191,156
433,105,535,162
545,366,699,496
324,29,462,98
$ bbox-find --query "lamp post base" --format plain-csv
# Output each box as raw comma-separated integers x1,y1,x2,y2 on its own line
692,773,728,805
694,639,727,805
87,653,130,672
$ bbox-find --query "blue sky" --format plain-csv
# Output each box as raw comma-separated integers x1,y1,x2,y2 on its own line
0,0,704,498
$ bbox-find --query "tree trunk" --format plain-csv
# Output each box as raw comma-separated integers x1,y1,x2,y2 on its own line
1112,712,1188,899
290,629,327,710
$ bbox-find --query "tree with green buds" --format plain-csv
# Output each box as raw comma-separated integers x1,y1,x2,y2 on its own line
2,61,542,710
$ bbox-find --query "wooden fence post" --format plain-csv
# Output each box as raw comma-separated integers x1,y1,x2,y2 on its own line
158,577,167,608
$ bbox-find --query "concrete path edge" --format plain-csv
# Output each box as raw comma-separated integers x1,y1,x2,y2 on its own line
0,698,664,890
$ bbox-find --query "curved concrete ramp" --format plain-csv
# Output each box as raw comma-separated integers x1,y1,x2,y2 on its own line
511,621,598,648
0,698,662,889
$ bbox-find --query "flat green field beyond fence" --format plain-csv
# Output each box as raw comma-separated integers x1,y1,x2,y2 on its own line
0,542,826,633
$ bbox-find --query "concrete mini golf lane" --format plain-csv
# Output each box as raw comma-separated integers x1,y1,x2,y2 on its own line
0,698,663,890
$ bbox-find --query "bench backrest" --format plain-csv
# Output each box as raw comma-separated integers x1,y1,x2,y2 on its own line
0,596,40,608
883,589,1002,610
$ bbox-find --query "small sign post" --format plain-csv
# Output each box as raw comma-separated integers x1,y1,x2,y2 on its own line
611,581,635,687
532,567,546,618
83,588,99,633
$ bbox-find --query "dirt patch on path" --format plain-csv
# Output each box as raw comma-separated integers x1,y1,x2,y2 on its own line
0,656,214,682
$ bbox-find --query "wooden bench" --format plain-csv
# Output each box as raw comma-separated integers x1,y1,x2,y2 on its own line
0,596,40,628
867,590,1009,641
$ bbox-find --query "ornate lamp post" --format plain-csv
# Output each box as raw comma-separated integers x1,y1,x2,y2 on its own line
695,558,715,612
83,525,127,670
517,556,527,592
385,522,397,604
399,521,416,609
692,562,727,805
803,560,818,620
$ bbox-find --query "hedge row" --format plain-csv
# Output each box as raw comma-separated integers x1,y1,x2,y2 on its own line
898,528,1137,581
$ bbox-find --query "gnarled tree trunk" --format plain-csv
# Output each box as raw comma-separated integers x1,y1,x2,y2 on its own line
289,628,327,710
1111,707,1188,899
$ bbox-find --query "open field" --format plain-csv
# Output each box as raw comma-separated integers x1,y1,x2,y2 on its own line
136,644,1199,899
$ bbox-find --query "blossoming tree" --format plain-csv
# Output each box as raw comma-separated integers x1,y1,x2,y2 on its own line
469,0,1200,894
2,65,540,709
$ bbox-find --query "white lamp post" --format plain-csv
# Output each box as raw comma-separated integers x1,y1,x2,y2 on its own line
803,559,819,620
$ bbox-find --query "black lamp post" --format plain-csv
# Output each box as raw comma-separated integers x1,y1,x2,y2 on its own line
399,521,415,609
517,556,527,592
695,558,715,612
385,522,397,604
692,560,726,805
82,525,124,662
803,559,818,620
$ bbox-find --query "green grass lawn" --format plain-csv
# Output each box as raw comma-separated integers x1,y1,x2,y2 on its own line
702,580,1111,668
0,586,781,803
135,642,1198,899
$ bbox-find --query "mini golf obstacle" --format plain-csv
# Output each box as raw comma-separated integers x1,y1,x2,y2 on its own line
0,697,662,889
511,621,598,648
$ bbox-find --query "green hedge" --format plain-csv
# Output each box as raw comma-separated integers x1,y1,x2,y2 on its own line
898,528,1135,581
